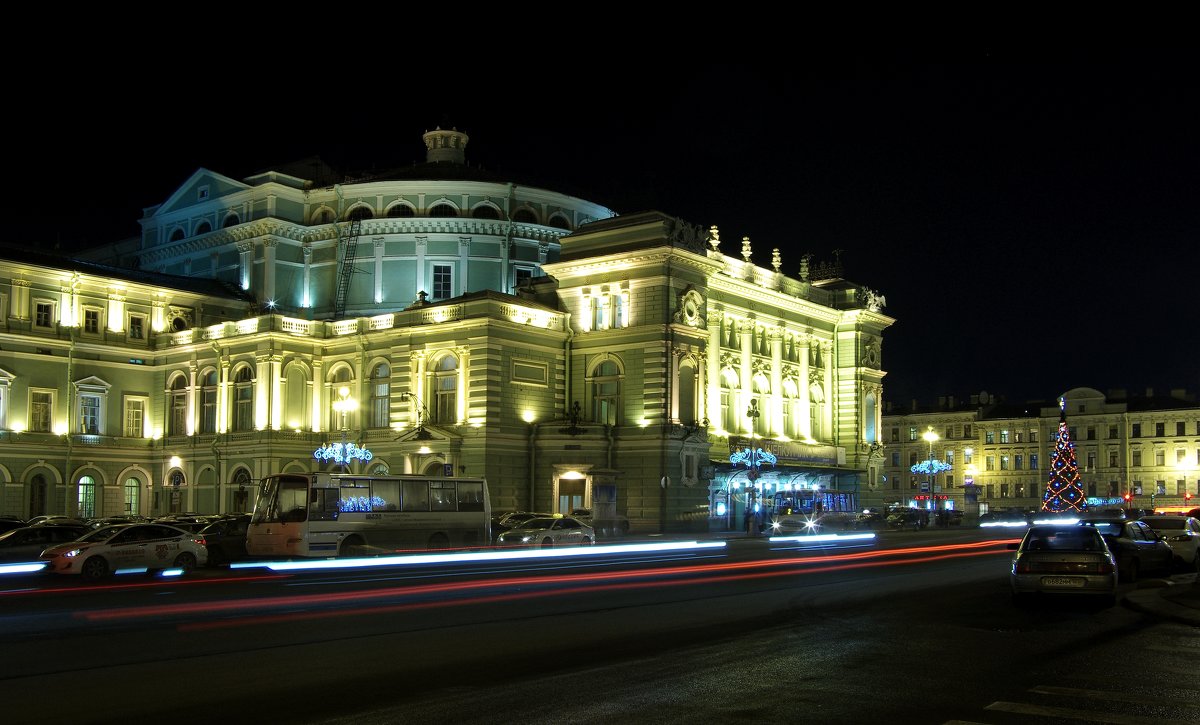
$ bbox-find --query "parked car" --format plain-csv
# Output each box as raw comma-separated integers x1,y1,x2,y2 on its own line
492,512,554,541
1078,518,1175,582
1138,515,1200,573
0,517,26,535
1009,524,1117,607
27,515,86,527
495,516,595,548
570,508,630,535
198,514,251,566
0,525,89,564
40,523,208,580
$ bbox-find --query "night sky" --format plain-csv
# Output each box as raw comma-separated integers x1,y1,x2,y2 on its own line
9,53,1198,408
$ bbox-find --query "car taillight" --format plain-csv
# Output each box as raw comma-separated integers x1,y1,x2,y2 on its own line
192,537,206,546
1015,557,1033,574
1095,562,1114,574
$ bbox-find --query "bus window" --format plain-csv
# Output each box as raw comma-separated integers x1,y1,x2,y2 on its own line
457,481,485,511
431,481,456,511
402,480,429,511
278,480,308,523
309,488,340,521
372,479,400,511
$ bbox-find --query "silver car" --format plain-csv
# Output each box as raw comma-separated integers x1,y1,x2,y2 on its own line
495,516,595,548
40,523,208,579
1138,515,1200,572
1009,525,1118,607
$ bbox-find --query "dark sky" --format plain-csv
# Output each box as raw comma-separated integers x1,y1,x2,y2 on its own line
8,52,1198,408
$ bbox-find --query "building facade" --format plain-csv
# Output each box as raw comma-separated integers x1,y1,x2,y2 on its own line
879,387,1200,515
1,131,893,532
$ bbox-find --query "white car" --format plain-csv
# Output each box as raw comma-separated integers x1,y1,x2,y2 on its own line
40,523,208,579
1138,516,1200,572
495,516,595,548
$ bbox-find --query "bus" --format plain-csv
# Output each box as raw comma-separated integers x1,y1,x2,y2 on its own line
767,486,859,534
247,472,491,558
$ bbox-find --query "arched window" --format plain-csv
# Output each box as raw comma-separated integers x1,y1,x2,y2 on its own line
433,356,457,424
369,362,390,428
284,364,309,430
232,468,251,512
171,316,188,332
721,369,739,432
512,208,538,224
30,474,46,518
194,221,211,235
810,384,825,441
428,203,458,218
865,392,878,444
233,367,254,432
590,360,621,426
169,228,185,242
200,370,218,434
168,375,188,436
124,476,140,516
311,208,335,225
472,205,500,220
329,367,353,431
387,203,415,218
547,213,571,230
77,475,96,518
222,213,240,228
346,206,374,221
677,361,697,426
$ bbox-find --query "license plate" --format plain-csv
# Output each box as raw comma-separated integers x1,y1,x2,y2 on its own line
1042,576,1085,587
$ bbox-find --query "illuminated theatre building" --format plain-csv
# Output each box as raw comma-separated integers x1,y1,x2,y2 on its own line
0,129,894,532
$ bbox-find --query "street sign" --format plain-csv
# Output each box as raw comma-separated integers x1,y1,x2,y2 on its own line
920,481,929,492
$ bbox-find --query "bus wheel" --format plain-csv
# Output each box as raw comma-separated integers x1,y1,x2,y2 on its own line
340,536,365,557
427,533,450,550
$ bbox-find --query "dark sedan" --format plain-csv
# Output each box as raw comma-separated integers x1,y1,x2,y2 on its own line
0,525,89,564
1078,518,1175,582
198,514,250,566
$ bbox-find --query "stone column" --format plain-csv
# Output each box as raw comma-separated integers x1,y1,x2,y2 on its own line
739,319,753,435
770,327,783,437
798,334,811,440
706,315,721,427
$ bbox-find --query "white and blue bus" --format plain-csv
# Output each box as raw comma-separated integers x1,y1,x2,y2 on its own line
247,472,491,557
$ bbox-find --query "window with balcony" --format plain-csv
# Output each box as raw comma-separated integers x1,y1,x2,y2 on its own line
30,390,53,432
79,394,101,435
124,398,145,438
129,314,145,340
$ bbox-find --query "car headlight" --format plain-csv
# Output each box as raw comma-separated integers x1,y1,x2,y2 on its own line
521,535,534,543
63,548,85,558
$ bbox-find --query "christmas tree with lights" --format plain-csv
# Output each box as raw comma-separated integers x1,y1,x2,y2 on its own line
1041,397,1088,513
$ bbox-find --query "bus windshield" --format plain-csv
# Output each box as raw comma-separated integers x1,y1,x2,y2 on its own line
251,474,310,524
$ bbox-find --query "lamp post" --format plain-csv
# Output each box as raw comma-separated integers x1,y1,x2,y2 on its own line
399,391,433,440
923,428,939,511
746,398,761,536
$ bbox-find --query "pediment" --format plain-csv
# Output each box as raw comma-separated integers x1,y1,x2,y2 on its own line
154,168,250,216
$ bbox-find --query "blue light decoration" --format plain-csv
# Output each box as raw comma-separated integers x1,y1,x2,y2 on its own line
910,460,953,476
313,442,374,464
1041,397,1088,513
338,495,387,512
730,447,779,467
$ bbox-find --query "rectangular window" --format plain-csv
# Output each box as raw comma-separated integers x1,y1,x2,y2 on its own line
1155,422,1165,437
1030,454,1039,470
1000,455,1009,471
124,399,145,438
129,315,145,340
945,450,954,466
1132,450,1142,467
909,452,918,467
1176,422,1186,436
985,455,995,471
909,427,917,441
1108,451,1118,467
35,301,54,328
1087,451,1096,470
1109,425,1118,439
201,386,217,434
1000,430,1010,444
83,308,100,334
611,292,626,329
985,431,995,444
1014,454,1023,470
1029,430,1038,443
891,451,900,467
1014,431,1023,443
890,427,899,443
1000,483,1008,498
945,426,953,439
1178,449,1188,463
1132,423,1141,438
515,266,534,290
1070,427,1078,441
964,449,973,465
79,394,101,435
1155,450,1165,466
30,391,53,432
432,264,452,299
1085,426,1095,441
963,424,972,438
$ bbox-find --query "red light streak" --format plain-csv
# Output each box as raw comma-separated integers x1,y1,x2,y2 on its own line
68,540,1017,630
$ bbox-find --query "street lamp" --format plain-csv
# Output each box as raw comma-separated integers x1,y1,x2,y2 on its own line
399,391,433,440
746,398,761,536
332,386,358,468
910,427,951,517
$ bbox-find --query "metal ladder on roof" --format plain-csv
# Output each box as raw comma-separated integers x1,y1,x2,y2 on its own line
332,217,362,319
